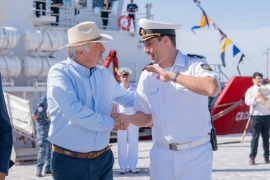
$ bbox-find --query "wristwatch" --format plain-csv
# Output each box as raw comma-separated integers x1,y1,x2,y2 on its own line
172,72,180,82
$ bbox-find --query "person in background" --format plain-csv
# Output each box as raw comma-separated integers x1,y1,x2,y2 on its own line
245,72,270,165
117,18,220,179
126,0,138,31
51,0,63,26
35,0,46,17
47,21,133,180
115,67,139,174
32,94,52,177
0,74,13,180
101,0,111,29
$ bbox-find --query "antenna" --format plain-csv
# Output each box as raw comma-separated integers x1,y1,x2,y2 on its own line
263,48,270,80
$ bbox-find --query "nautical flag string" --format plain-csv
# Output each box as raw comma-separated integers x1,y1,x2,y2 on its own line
237,54,245,76
191,13,211,34
213,23,226,44
192,1,211,34
220,38,232,67
192,0,247,75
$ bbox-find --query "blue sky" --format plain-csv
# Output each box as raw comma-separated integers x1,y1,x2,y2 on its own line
125,0,270,80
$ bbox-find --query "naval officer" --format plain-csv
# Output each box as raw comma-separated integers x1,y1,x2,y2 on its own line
115,67,139,174
119,18,220,179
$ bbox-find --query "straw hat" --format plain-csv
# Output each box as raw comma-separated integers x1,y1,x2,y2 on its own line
60,21,113,48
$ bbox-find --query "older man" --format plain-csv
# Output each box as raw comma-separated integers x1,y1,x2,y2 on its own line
121,18,220,180
0,74,13,180
47,21,133,180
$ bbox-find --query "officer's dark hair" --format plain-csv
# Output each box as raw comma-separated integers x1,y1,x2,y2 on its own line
252,72,263,79
157,36,176,48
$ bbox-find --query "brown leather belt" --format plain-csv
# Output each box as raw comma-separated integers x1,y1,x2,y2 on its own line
52,144,112,159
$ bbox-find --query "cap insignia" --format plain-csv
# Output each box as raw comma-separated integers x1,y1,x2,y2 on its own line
139,28,146,36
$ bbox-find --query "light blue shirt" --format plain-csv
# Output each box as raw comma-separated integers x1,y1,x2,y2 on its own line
47,58,134,152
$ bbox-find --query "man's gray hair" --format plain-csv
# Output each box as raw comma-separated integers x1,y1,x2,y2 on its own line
68,43,90,59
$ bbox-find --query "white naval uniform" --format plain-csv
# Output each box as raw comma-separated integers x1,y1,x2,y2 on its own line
117,84,139,170
133,50,220,180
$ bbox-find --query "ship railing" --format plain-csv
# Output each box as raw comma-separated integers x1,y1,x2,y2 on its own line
209,64,229,83
32,1,153,32
2,78,15,87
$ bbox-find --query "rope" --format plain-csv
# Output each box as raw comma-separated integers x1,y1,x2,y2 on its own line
44,31,53,54
212,99,243,121
37,30,44,51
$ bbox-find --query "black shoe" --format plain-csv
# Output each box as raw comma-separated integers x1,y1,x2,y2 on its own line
119,169,126,174
249,158,255,165
129,169,139,173
265,158,270,164
44,169,52,174
36,170,42,177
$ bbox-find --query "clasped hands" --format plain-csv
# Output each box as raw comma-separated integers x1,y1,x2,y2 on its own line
113,113,130,131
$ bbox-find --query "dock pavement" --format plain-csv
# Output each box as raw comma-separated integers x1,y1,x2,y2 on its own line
6,133,270,180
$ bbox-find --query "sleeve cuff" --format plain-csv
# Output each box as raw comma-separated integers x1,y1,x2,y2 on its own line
103,116,114,130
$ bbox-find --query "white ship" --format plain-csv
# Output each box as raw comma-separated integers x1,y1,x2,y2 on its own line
1,0,153,101
0,0,153,161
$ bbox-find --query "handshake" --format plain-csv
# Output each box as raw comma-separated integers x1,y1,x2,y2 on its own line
112,113,131,131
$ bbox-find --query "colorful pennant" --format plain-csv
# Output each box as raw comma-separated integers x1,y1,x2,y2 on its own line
237,54,245,75
191,13,211,34
192,1,247,75
192,1,211,34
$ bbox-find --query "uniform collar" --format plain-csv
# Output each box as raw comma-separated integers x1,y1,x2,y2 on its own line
173,50,186,67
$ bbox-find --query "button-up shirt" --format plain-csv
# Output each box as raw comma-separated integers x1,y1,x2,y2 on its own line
47,58,134,152
133,50,220,144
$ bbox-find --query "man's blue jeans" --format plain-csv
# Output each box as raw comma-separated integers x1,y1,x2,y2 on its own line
51,149,114,180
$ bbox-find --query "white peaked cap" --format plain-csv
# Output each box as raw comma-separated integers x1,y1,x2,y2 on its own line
138,18,181,41
117,67,132,75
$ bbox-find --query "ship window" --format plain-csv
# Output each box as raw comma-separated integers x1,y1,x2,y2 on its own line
93,0,119,14
65,0,87,7
64,0,71,6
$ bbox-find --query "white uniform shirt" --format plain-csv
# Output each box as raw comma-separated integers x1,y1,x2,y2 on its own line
133,50,220,144
245,85,270,116
118,84,137,115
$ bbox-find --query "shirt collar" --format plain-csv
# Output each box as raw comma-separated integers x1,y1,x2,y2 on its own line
67,58,97,78
173,50,186,67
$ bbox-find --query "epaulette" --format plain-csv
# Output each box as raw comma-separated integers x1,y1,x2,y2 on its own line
187,54,205,59
142,62,153,71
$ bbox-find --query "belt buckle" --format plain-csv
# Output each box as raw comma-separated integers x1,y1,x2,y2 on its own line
169,143,178,151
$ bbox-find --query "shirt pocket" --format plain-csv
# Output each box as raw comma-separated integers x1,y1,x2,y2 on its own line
175,83,193,106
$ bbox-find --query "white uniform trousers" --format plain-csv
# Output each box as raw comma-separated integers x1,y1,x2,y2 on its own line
150,141,213,180
117,124,139,170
